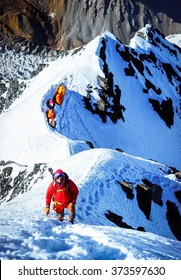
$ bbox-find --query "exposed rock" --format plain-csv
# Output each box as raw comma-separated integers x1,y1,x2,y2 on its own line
2,166,13,177
142,179,163,207
175,191,181,204
82,27,180,127
105,210,145,231
0,33,63,114
175,171,181,180
166,201,181,241
0,0,181,50
115,148,124,153
0,161,47,204
83,39,126,124
136,183,152,220
85,141,94,149
149,97,174,128
117,180,134,199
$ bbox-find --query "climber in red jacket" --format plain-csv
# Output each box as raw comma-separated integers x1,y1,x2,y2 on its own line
44,169,79,223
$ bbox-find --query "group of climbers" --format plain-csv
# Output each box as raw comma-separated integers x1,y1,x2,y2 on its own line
44,86,79,223
46,85,66,128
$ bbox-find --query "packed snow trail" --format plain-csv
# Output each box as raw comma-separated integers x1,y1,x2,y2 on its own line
1,148,181,259
1,213,181,260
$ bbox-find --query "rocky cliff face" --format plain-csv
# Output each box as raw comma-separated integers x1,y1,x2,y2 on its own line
0,0,181,50
0,160,47,204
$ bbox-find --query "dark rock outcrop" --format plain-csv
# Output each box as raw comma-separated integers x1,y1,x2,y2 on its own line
0,0,181,50
117,180,134,199
0,161,47,204
105,210,145,231
166,201,181,241
136,183,152,220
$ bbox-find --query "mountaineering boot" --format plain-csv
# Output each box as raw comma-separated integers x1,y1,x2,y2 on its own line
68,217,74,224
57,216,64,221
57,212,64,221
57,209,64,221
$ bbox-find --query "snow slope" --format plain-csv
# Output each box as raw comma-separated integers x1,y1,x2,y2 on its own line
0,149,181,260
0,25,181,260
167,34,181,48
0,25,180,168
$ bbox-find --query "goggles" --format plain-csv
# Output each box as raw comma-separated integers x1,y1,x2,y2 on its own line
54,172,65,180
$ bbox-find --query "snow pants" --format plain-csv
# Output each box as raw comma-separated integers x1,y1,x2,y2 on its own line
54,201,75,220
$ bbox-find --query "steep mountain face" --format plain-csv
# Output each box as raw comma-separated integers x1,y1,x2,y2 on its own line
38,25,180,169
0,35,63,114
0,0,181,50
0,25,180,169
0,24,181,252
83,26,181,129
0,160,47,204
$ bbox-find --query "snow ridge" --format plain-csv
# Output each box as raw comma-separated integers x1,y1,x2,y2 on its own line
0,25,181,260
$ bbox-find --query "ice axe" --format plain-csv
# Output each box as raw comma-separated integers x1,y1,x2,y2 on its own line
48,167,54,180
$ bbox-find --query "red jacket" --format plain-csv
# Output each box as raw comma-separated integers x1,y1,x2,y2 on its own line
46,179,78,207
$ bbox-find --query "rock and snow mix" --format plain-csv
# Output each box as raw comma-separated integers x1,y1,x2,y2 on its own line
0,25,180,260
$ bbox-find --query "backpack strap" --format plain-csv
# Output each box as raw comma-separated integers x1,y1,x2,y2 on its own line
56,185,69,192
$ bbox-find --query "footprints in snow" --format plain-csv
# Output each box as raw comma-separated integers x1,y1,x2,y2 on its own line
78,181,111,218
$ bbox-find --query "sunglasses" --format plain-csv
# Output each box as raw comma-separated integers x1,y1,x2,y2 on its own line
56,175,64,180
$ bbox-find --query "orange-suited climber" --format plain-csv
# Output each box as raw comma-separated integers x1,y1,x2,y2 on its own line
46,108,56,128
53,85,66,105
47,108,55,119
44,169,79,223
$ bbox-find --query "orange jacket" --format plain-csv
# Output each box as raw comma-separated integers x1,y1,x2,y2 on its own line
46,179,79,207
54,92,64,105
54,86,66,105
47,109,55,119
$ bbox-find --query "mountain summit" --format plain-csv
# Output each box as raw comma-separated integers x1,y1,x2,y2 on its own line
0,0,181,49
0,25,180,168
